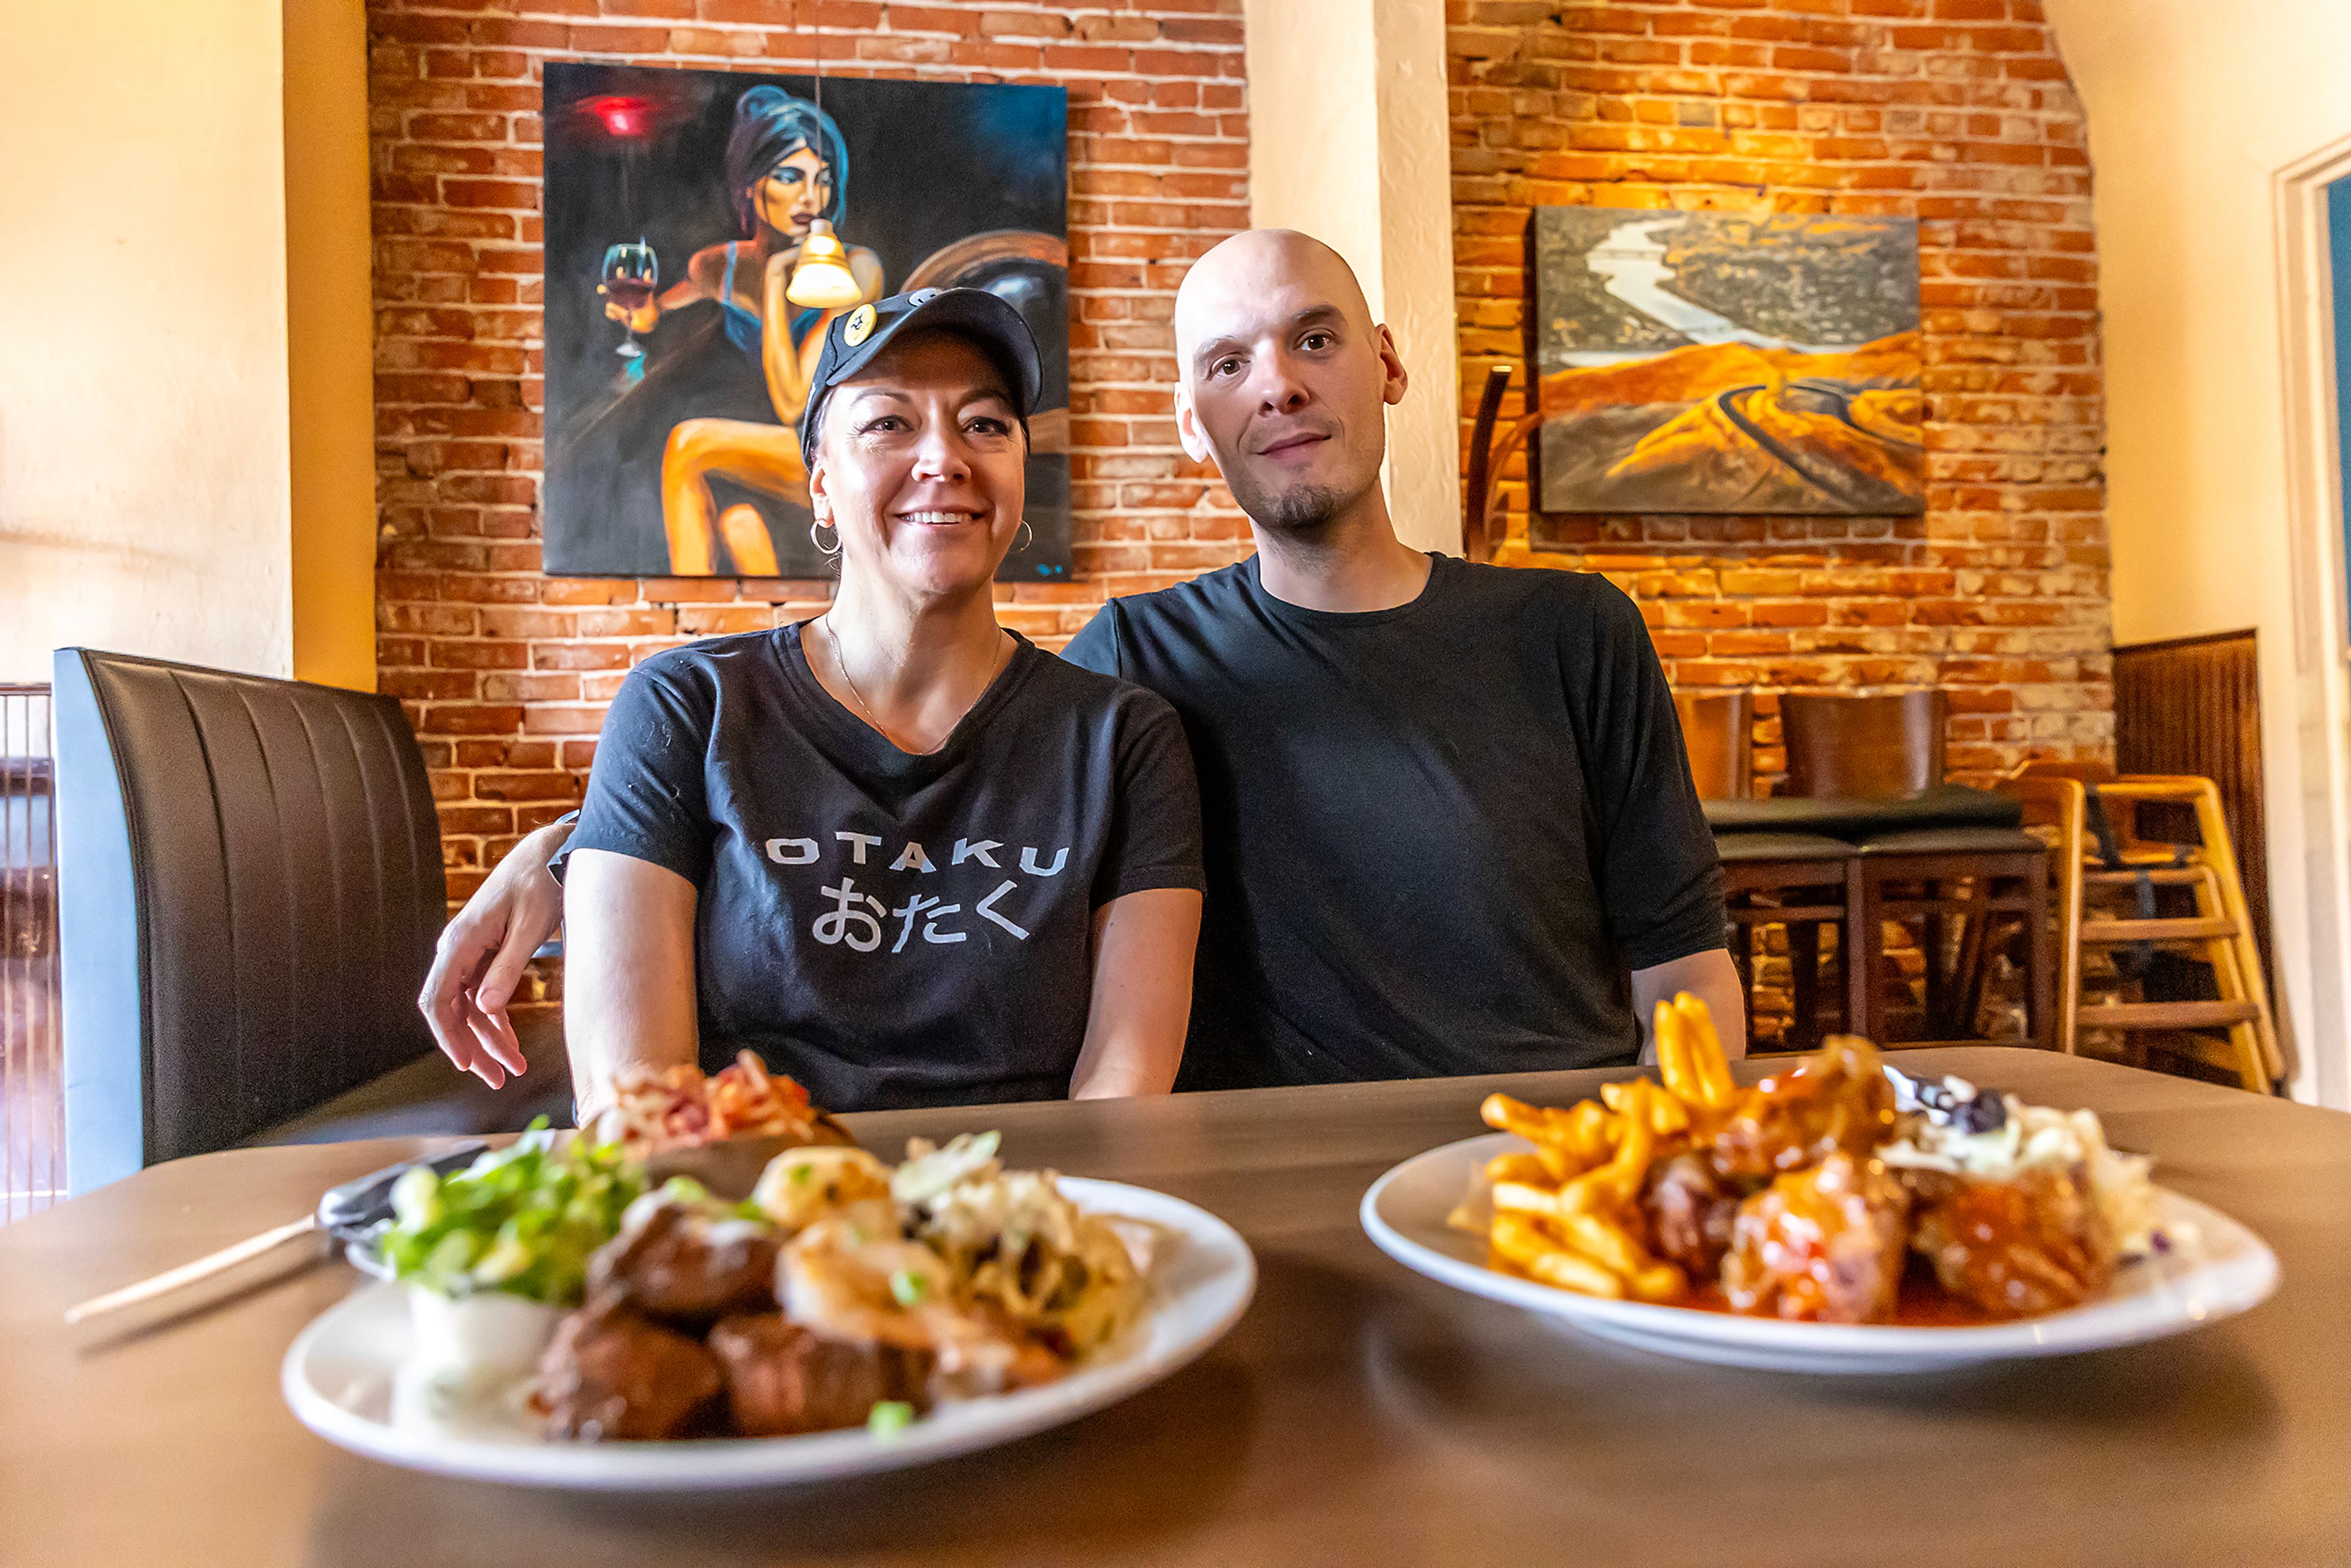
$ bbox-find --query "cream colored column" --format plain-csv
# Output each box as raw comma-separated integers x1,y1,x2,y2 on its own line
285,0,381,692
1243,0,1463,554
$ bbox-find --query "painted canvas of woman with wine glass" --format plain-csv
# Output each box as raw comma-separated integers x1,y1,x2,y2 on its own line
544,64,1071,582
596,87,883,574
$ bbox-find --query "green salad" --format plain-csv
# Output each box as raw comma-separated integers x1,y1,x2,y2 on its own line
381,1122,645,1305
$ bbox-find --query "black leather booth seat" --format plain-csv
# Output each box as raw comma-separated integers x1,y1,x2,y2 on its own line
250,1012,571,1146
53,650,567,1194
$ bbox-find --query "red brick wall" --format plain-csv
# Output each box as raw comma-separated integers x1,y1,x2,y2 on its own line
367,0,1250,906
373,0,2112,942
1450,0,2111,787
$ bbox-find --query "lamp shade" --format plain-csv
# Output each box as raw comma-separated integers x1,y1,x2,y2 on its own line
786,220,864,309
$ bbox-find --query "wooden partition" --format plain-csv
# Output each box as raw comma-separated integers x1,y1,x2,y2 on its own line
2110,631,2274,994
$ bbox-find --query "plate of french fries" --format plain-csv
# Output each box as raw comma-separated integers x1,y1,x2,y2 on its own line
1360,997,2277,1373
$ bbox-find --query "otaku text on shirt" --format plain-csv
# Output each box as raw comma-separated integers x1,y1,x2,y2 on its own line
763,830,1070,953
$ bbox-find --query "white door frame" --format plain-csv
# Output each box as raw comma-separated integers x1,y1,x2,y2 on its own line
2269,134,2351,1106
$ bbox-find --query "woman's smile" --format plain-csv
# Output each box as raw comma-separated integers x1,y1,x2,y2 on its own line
806,329,1032,603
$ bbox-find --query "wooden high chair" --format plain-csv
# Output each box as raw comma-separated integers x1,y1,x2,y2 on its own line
2003,760,2281,1093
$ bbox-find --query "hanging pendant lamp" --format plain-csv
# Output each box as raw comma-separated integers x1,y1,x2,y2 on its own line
787,219,863,307
784,3,861,311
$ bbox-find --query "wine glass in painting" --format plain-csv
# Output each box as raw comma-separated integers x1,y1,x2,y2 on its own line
601,241,659,358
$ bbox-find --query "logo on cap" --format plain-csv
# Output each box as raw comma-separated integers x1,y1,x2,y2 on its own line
842,304,877,347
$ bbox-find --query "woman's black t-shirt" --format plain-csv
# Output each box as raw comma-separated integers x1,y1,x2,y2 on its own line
564,625,1205,1111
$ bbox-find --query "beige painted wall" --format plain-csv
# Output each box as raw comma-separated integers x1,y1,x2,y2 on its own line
1243,0,1463,553
0,0,376,689
0,0,293,681
2048,0,2351,1104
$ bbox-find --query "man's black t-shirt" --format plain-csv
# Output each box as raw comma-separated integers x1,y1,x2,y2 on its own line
1062,553,1722,1089
566,625,1204,1111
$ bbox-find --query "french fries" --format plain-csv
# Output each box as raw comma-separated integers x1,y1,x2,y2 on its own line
1657,992,1736,1110
1469,992,1740,1306
1492,1214,1624,1298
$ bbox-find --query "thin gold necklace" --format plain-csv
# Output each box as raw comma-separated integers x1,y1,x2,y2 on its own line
823,617,1011,756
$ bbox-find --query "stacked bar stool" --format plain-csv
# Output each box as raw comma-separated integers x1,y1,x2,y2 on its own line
2007,760,2281,1093
1776,692,2053,1049
1678,691,1859,1050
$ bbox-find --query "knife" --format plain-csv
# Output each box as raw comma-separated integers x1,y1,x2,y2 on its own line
61,1142,490,1326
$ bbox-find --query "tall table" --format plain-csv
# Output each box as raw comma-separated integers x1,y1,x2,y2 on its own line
4,1049,2347,1566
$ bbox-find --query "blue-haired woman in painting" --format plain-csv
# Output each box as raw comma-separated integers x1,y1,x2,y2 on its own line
599,86,884,574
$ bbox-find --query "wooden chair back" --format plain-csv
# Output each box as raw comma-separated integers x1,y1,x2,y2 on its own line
1462,364,1543,565
1780,689,1948,798
1674,690,1754,801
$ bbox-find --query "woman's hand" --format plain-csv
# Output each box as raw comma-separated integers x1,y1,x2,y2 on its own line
1069,888,1203,1098
418,817,575,1087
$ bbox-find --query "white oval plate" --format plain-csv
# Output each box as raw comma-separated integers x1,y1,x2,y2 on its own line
1361,1133,2278,1374
285,1179,1255,1489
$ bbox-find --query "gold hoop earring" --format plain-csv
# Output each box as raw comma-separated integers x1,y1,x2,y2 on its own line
809,517,841,557
1014,520,1034,554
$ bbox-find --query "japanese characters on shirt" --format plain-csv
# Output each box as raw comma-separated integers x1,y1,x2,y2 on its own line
763,830,1072,955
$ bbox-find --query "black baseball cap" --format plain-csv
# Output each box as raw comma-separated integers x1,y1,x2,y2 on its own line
799,287,1044,467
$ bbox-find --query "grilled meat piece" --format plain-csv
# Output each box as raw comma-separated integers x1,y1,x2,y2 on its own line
538,1295,724,1440
706,1313,935,1436
588,1196,781,1328
1906,1166,2118,1318
1722,1151,1912,1323
1643,1152,1743,1277
1709,1035,1897,1182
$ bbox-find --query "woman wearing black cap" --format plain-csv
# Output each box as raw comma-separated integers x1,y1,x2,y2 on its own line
552,290,1205,1116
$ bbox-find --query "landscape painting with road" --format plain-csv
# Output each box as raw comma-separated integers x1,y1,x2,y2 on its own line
1532,208,1923,516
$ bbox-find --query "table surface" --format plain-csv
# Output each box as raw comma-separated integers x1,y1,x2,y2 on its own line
4,1048,2347,1568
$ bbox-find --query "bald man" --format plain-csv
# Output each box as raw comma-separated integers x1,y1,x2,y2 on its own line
422,228,1742,1095
1057,230,1741,1088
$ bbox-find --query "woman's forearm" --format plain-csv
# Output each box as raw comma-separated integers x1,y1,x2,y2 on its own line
561,848,702,1121
1070,889,1202,1099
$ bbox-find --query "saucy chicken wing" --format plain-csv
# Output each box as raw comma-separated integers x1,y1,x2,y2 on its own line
1642,1152,1742,1278
1708,1035,1898,1182
1721,1151,1912,1323
1906,1166,2118,1318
